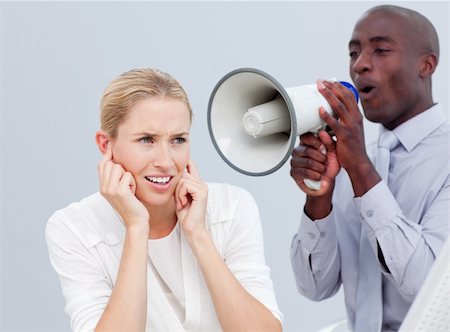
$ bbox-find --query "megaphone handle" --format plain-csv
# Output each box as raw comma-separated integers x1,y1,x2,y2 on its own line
303,144,326,191
304,178,321,191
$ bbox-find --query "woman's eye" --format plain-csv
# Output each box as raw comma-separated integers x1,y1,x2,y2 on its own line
139,137,153,143
173,137,187,144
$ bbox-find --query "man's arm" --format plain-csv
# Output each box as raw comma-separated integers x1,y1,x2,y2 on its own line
290,204,342,301
357,179,450,302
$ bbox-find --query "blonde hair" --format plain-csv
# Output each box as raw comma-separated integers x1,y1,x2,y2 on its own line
100,68,193,138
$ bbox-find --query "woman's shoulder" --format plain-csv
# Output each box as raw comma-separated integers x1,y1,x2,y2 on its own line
204,183,262,257
48,192,108,224
206,182,255,205
46,192,120,249
205,182,257,224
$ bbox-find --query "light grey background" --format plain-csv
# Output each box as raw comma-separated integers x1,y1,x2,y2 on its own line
0,1,448,331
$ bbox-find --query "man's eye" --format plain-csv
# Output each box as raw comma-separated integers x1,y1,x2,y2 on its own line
375,48,390,54
349,50,359,58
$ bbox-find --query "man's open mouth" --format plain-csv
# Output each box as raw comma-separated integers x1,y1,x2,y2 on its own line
359,86,374,94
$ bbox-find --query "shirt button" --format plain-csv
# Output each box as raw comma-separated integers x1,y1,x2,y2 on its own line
307,232,316,239
320,231,326,238
366,209,374,218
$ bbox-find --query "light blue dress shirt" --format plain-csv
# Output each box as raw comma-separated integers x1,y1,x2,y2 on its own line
290,104,449,331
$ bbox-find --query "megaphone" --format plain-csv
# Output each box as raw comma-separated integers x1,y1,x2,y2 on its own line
207,68,358,190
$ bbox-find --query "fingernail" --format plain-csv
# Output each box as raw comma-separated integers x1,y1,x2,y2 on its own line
317,79,326,90
324,78,337,84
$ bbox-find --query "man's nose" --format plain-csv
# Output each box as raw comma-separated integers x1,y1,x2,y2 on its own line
351,50,372,74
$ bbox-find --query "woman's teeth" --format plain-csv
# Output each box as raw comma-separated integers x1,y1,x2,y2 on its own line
145,176,170,184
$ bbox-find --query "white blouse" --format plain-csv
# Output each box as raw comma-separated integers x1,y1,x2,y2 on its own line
148,222,185,321
46,182,282,332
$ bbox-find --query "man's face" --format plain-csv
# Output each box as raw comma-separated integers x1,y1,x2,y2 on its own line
349,11,423,129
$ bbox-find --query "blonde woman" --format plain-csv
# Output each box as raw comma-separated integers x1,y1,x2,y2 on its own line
46,68,282,332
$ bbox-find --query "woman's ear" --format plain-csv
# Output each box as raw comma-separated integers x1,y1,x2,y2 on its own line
95,130,111,155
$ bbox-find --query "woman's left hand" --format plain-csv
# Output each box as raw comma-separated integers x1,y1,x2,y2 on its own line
175,161,208,240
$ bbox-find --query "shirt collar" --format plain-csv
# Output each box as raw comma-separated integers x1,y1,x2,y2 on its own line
379,104,447,152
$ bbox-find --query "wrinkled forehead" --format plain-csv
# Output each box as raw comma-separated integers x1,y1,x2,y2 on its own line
117,97,192,136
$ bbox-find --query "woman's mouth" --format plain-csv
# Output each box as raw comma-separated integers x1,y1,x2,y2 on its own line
145,176,171,184
144,176,173,191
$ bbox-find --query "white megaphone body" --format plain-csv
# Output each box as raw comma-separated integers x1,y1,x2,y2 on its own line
207,68,358,190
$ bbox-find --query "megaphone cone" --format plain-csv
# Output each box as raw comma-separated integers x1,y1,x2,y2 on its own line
207,68,358,189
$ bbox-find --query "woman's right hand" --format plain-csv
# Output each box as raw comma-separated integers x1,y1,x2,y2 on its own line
98,144,149,229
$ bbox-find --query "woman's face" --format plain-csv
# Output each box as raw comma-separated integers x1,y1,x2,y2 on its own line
111,96,191,208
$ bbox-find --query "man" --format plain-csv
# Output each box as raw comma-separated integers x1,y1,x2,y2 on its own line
290,5,449,332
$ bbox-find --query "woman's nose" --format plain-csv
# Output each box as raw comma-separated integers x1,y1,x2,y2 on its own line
152,143,174,169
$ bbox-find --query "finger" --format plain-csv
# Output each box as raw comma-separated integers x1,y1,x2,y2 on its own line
180,176,205,203
318,80,349,122
292,174,328,197
290,154,327,175
186,160,201,179
292,139,327,164
326,81,360,117
99,160,114,194
177,182,189,207
317,130,336,154
118,171,136,195
322,80,362,124
175,178,185,209
299,132,323,151
290,166,323,183
319,107,341,137
106,163,125,193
